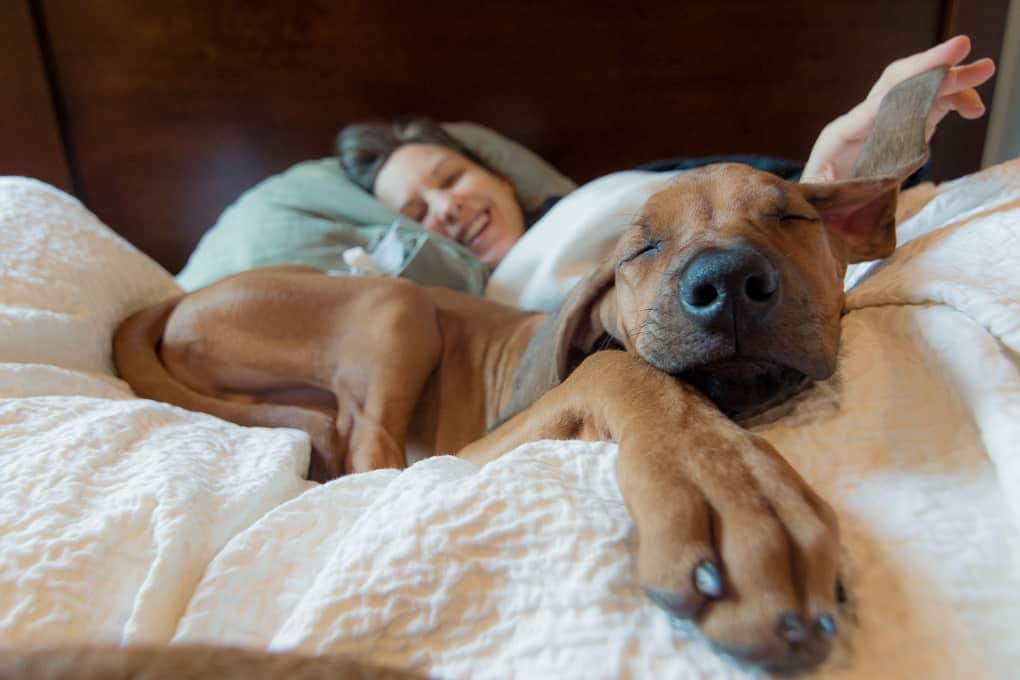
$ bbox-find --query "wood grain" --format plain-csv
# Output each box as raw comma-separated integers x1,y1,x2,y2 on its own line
929,0,1010,182
0,0,70,192
33,0,996,271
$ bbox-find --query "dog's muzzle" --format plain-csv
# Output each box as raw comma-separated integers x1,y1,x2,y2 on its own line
678,245,780,335
675,245,810,417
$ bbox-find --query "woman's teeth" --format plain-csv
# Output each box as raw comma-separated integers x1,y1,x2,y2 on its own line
464,211,490,243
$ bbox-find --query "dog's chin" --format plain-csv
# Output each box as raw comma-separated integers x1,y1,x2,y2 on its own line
678,359,811,420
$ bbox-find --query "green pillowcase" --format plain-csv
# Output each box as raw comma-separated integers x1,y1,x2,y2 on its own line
175,122,577,293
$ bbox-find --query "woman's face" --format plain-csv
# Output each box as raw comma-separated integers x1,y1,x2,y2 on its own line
374,143,526,268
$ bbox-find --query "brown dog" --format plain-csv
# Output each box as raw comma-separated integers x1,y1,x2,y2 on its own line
113,71,941,672
0,645,421,680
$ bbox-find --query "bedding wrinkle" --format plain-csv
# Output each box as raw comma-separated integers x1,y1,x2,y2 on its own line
4,156,1020,676
0,396,312,646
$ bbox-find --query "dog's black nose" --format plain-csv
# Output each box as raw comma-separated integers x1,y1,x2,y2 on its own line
678,246,780,332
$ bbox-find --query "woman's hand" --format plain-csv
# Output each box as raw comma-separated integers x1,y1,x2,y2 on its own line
803,35,995,182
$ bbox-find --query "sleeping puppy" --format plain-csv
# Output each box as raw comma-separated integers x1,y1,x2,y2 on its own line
111,70,942,672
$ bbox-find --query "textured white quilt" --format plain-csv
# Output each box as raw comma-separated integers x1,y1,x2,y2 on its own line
1,162,1019,678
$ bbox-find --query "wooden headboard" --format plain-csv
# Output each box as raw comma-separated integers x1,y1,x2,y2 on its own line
2,0,1007,273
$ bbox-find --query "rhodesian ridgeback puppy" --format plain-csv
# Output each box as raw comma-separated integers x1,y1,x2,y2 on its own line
113,71,942,672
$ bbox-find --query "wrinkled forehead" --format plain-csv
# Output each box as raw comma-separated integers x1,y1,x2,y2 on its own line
640,164,800,227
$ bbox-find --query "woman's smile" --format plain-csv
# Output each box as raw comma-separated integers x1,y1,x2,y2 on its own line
463,208,491,245
374,143,526,269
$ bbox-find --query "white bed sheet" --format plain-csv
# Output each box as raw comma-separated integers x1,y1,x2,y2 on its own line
1,161,1019,678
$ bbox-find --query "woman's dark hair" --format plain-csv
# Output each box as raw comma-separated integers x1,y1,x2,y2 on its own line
337,118,488,194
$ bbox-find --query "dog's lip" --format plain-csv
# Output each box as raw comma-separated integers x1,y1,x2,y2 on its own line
679,356,800,374
676,357,811,418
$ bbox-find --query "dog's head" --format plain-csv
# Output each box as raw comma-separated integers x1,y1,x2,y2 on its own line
502,69,942,422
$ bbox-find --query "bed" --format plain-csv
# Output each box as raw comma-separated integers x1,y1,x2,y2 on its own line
2,1,1018,678
3,153,1020,677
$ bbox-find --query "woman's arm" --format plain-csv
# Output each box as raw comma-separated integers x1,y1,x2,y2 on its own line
803,35,995,182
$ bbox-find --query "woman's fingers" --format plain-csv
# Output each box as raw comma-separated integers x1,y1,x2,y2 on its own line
804,36,995,182
947,87,987,118
925,89,987,140
869,35,973,99
938,58,996,97
848,43,993,147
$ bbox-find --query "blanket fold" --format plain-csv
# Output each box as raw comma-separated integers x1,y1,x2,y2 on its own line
2,160,1019,678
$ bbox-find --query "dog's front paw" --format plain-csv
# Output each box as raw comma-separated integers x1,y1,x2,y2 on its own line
624,432,841,673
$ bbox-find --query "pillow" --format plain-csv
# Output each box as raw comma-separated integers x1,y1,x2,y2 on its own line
0,178,318,646
175,122,577,292
0,177,181,376
443,121,577,215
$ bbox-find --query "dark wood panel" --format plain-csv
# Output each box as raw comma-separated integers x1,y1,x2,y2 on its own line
40,0,946,272
0,0,71,191
930,0,1010,181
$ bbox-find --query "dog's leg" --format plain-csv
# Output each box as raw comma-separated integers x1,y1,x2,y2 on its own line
324,283,445,474
459,350,839,672
329,358,435,474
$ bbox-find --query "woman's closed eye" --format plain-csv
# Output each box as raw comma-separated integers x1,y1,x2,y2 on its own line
439,168,464,189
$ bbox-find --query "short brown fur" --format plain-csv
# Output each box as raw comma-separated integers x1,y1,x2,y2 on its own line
112,71,941,672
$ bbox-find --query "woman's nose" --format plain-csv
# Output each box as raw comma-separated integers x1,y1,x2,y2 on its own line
426,194,463,234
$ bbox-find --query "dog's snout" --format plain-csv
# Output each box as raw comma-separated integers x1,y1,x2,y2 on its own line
678,246,780,332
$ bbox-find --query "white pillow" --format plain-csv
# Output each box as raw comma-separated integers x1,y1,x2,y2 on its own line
0,177,181,375
0,177,315,646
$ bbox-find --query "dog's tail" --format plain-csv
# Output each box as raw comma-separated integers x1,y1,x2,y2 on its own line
113,296,186,404
112,298,342,480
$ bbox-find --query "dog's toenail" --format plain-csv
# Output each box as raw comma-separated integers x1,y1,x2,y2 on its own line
818,613,837,637
835,578,848,603
693,560,723,598
777,613,809,643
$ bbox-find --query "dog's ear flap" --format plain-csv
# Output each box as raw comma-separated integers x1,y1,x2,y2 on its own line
800,67,944,263
799,176,904,262
496,260,617,425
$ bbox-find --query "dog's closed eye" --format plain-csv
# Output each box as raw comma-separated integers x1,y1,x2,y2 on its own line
621,239,663,263
776,213,819,223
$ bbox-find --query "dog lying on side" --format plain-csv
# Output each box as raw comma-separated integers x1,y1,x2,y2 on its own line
110,70,942,672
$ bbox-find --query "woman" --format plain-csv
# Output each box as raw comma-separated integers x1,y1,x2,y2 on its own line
338,120,530,269
338,36,994,270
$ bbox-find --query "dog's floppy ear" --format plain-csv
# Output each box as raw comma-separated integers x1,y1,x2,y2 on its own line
799,67,944,263
495,260,617,426
799,175,905,262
